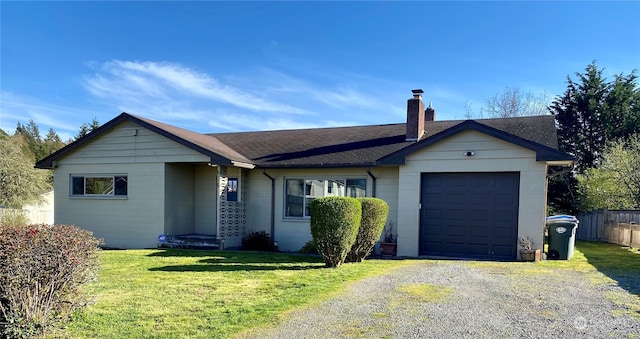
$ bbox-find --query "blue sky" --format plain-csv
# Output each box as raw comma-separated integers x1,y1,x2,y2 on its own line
1,1,639,141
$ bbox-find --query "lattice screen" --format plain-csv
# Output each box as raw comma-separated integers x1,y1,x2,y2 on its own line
217,167,248,241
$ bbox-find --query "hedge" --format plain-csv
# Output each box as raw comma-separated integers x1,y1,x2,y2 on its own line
346,197,389,262
309,196,361,267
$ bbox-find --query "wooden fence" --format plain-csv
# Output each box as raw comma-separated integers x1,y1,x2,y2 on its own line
576,209,640,248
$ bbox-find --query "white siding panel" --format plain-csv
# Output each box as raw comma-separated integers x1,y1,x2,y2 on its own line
397,130,547,257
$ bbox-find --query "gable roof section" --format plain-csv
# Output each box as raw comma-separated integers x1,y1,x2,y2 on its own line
35,113,252,169
214,115,571,167
378,118,574,165
35,113,573,169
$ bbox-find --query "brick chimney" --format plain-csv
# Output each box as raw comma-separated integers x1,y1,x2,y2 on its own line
406,89,425,141
425,102,436,121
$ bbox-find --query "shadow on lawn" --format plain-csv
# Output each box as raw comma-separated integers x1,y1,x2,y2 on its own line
147,249,326,272
148,263,325,272
578,241,640,298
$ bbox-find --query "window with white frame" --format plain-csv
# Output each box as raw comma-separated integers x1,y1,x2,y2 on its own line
285,178,366,218
71,175,128,197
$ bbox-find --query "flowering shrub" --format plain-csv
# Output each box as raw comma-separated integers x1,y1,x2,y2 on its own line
0,223,102,338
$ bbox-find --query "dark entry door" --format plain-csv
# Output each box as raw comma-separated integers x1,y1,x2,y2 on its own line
420,172,519,260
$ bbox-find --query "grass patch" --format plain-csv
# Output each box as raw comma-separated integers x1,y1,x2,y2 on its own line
54,241,640,337
56,249,412,338
396,283,453,303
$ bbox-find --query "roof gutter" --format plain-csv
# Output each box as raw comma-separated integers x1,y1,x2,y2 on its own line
547,163,574,178
231,161,256,169
262,169,276,248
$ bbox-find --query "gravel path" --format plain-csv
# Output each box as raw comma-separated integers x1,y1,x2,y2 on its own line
240,261,640,338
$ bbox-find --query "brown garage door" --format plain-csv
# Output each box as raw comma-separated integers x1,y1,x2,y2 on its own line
420,172,519,260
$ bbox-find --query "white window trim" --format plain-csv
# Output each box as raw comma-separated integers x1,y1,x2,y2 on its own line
69,174,128,199
283,177,367,219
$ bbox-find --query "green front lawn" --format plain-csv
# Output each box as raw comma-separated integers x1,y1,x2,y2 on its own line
57,250,413,338
57,241,640,338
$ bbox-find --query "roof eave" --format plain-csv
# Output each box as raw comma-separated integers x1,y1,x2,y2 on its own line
255,162,379,169
34,113,247,169
378,120,573,165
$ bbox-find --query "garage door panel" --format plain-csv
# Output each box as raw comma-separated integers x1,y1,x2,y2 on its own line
469,226,489,237
420,172,519,260
443,242,466,255
422,242,445,254
492,245,514,257
445,225,466,236
468,243,489,255
469,211,490,222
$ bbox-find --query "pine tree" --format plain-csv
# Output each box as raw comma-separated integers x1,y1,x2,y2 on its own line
75,118,101,140
548,62,639,213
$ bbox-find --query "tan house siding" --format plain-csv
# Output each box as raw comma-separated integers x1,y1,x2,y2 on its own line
53,122,212,248
164,163,195,235
54,162,165,248
194,165,218,234
397,130,547,258
246,167,398,252
58,121,210,165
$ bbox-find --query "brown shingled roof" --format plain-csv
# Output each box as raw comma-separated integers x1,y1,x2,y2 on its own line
35,113,571,170
211,115,564,167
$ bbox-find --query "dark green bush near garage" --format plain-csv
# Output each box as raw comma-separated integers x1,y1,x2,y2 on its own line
310,196,361,267
346,197,389,263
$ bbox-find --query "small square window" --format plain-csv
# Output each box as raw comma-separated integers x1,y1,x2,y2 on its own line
227,178,238,202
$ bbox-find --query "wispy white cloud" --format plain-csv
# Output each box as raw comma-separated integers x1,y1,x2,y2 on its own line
85,60,407,130
84,60,311,117
3,58,419,139
0,91,95,141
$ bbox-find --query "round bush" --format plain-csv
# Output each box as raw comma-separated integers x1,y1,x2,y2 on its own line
309,196,361,267
346,198,389,262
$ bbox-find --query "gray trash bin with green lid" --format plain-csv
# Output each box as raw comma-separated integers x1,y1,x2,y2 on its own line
546,215,579,260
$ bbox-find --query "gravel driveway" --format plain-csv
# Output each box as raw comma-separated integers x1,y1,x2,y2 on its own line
241,261,640,338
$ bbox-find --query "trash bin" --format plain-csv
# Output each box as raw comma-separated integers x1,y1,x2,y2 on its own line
546,215,579,260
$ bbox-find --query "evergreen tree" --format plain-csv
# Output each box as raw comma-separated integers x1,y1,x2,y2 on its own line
15,120,46,162
75,117,101,140
548,62,639,213
43,128,66,157
0,134,51,208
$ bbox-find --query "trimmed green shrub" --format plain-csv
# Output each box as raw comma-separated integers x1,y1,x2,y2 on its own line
309,196,361,267
0,223,102,338
298,239,318,254
242,230,272,251
346,198,389,262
